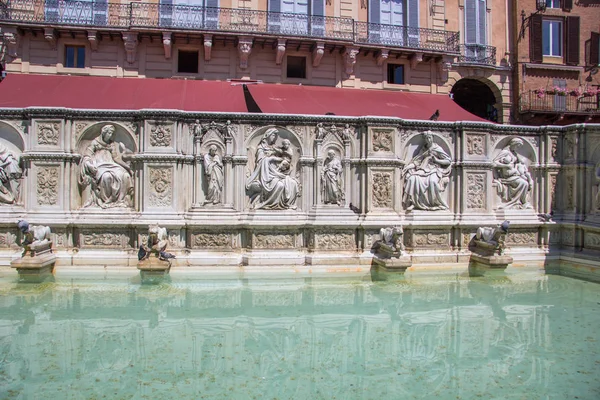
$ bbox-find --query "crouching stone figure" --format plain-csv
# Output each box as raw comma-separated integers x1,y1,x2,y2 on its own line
372,226,405,259
17,220,52,257
473,221,510,256
138,224,176,262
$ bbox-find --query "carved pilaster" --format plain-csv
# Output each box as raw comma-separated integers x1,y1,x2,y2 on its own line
162,32,172,59
238,37,253,69
410,53,423,69
44,28,57,50
275,39,286,65
87,30,98,51
312,41,324,67
376,50,389,66
37,166,59,206
122,32,138,64
2,27,19,58
343,47,359,76
204,34,213,61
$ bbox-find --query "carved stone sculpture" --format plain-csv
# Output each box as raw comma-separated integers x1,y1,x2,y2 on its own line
17,220,52,258
78,124,134,208
375,226,405,258
493,138,533,209
402,131,452,211
0,143,23,205
473,220,510,256
321,150,343,205
203,145,224,205
246,128,299,210
138,224,175,262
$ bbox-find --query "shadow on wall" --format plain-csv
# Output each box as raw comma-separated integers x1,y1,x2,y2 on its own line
451,78,499,122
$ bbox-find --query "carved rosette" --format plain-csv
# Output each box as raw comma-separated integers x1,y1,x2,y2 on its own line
192,232,231,249
372,172,392,208
466,173,486,210
466,134,484,156
505,231,537,246
414,232,448,246
150,124,172,147
148,167,172,207
584,232,600,250
372,129,393,152
253,233,295,249
37,122,60,145
314,231,355,250
80,232,130,248
37,166,59,206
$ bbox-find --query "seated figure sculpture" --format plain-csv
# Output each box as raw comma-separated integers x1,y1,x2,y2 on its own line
473,220,510,256
492,138,533,209
138,224,176,262
17,220,52,257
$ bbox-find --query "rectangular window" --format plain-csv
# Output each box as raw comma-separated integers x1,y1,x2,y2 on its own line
178,50,199,73
545,0,560,8
65,45,85,68
286,56,306,79
465,0,486,45
543,20,562,56
387,64,404,84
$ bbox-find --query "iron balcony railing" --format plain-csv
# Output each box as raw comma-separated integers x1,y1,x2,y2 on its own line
458,44,496,66
1,0,460,53
520,90,600,114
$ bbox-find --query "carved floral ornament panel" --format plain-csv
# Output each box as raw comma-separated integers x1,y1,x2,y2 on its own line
37,122,60,146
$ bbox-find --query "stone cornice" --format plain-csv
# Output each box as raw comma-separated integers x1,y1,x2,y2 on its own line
21,152,80,162
130,154,194,163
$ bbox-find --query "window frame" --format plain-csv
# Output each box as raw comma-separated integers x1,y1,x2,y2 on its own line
542,19,563,58
545,0,560,9
385,63,405,86
177,49,200,74
64,45,86,69
57,41,90,74
283,54,310,82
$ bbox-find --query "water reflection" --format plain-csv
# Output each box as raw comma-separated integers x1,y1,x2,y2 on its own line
0,275,599,399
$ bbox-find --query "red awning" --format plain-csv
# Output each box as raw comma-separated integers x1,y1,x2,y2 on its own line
247,83,488,122
0,74,248,112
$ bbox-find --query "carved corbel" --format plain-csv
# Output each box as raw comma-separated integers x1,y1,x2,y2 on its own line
238,36,253,69
204,34,212,61
376,50,389,66
409,52,423,69
436,56,454,81
122,32,138,64
2,28,19,59
343,47,359,76
275,39,286,65
87,30,98,51
162,32,172,59
44,28,57,50
312,41,324,67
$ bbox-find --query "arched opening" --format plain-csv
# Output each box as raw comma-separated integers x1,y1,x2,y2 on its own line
451,78,499,122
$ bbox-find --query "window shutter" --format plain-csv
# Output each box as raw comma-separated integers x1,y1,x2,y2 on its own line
478,0,486,44
269,0,280,13
565,16,580,66
530,14,543,63
369,0,380,24
591,32,600,66
562,0,573,11
312,0,324,16
465,0,476,44
407,0,419,28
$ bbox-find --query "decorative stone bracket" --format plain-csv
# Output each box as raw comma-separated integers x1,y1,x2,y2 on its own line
343,47,359,76
162,32,172,59
409,53,423,69
436,56,454,80
44,28,57,50
122,32,138,64
2,27,19,59
376,50,389,66
275,39,286,65
312,41,324,67
204,34,212,61
238,37,253,69
87,30,98,51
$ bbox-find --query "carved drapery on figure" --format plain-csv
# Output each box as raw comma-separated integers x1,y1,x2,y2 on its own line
78,124,134,208
203,145,224,205
246,128,299,210
321,150,344,205
402,131,451,211
492,138,533,209
0,143,23,205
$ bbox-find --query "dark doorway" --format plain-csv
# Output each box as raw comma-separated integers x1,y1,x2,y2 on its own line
451,79,498,122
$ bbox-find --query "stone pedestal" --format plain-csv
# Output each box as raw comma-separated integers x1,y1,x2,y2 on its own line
11,243,56,283
372,255,412,271
470,253,513,268
137,258,171,284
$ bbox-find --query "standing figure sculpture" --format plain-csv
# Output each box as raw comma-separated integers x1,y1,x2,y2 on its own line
78,124,134,208
245,128,299,210
321,150,344,205
493,138,533,209
0,143,22,204
402,131,452,211
203,145,224,205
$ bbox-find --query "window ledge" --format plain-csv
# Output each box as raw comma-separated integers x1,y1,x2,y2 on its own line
524,63,582,73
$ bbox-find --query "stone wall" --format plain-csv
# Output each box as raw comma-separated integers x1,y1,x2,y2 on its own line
1,111,599,269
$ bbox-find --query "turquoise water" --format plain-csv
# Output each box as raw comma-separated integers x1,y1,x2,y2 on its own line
0,273,599,399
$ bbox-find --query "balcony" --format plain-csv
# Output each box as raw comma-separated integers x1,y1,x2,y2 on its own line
1,0,460,54
520,90,600,115
458,44,496,66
